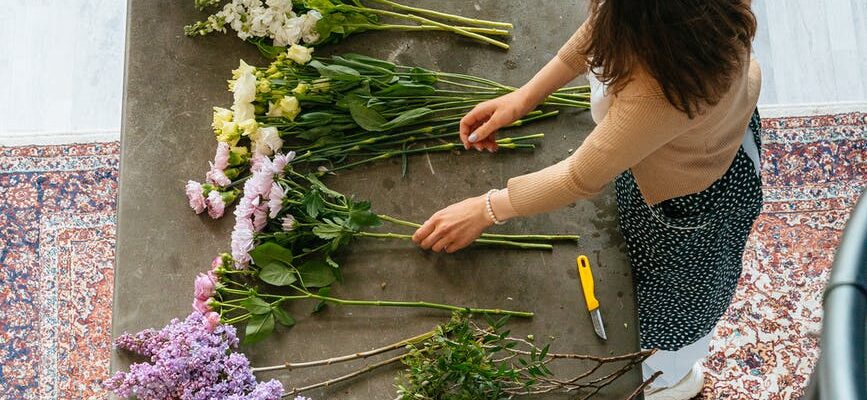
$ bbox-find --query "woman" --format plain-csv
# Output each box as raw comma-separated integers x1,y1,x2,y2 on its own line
411,1,762,398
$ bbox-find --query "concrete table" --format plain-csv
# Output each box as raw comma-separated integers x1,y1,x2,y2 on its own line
112,1,642,398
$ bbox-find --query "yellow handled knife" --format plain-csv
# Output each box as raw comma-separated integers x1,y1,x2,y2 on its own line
577,255,607,340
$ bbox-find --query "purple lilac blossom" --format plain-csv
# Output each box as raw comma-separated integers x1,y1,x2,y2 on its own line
105,312,284,400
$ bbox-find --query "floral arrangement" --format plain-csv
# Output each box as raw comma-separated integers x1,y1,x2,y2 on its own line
186,0,515,52
107,311,658,399
187,46,589,217
188,148,588,343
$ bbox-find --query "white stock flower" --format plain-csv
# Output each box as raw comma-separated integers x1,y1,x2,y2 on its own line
266,96,301,120
285,44,313,64
300,10,322,44
265,0,292,12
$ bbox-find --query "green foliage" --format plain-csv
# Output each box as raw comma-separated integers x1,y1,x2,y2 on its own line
244,312,275,344
258,263,297,286
298,260,337,288
396,313,553,400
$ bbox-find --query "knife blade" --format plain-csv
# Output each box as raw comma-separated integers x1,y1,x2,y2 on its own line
577,255,607,340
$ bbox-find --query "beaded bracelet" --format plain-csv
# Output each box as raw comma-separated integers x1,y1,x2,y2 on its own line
485,189,507,225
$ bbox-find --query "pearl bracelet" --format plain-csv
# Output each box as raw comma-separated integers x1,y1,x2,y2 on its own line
485,189,507,225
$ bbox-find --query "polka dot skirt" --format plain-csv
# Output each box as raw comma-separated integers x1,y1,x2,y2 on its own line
615,110,764,351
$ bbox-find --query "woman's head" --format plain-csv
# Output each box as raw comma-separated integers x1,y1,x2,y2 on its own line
580,0,757,118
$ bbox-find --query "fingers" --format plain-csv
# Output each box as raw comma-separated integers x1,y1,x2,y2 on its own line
466,111,505,146
460,103,495,149
412,219,436,245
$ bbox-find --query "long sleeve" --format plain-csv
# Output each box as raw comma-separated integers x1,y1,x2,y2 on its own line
556,20,592,74
506,91,694,216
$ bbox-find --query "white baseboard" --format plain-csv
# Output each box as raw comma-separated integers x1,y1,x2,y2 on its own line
758,101,867,118
0,130,120,146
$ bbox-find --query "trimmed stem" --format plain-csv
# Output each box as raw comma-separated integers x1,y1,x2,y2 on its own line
356,231,554,251
303,286,534,317
363,0,514,29
377,214,579,242
352,6,510,49
356,23,510,36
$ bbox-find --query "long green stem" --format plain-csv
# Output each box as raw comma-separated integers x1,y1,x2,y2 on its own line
363,0,514,29
349,6,510,49
298,286,534,317
355,231,554,251
353,23,510,36
377,214,579,242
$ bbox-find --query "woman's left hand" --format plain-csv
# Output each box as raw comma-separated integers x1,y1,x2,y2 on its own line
412,195,493,253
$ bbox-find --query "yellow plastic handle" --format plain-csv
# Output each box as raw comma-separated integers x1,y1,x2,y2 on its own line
577,255,599,311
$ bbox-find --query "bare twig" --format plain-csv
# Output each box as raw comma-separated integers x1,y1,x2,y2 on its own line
253,330,434,373
282,354,407,397
625,371,663,400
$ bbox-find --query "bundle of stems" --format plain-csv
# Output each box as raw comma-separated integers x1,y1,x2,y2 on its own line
187,0,518,51
194,50,589,216
247,312,660,398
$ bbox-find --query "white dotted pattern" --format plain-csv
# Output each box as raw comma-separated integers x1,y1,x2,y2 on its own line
615,111,764,351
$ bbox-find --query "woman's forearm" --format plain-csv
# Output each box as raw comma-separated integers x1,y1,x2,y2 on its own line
517,56,584,109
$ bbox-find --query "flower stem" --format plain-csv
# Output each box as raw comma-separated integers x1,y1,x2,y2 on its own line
377,214,579,242
355,231,554,251
356,23,510,36
349,6,510,49
300,286,535,317
363,0,514,29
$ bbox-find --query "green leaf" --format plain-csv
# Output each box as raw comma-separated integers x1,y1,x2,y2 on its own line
259,263,297,286
309,60,361,81
325,254,340,269
312,224,344,240
244,312,275,344
298,259,336,288
381,107,434,130
302,189,325,218
342,53,396,71
347,95,388,131
272,306,296,327
375,82,436,97
305,173,344,199
248,37,286,59
249,242,294,268
241,296,272,315
409,67,438,84
348,208,381,229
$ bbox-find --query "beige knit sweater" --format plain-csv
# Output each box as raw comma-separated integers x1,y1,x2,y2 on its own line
506,23,762,216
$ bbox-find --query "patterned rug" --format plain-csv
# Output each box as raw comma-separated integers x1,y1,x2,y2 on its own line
700,112,866,399
0,112,863,399
0,143,119,399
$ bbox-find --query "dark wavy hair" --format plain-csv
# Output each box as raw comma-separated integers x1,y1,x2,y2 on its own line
579,0,757,118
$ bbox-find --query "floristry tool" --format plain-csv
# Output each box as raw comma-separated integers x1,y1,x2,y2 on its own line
577,255,607,340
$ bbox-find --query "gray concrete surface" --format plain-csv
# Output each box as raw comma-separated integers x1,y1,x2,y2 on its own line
112,1,641,398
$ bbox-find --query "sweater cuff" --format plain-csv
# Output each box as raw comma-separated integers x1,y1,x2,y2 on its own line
506,156,598,216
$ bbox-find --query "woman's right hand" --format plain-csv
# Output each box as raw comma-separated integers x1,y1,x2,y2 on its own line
459,89,537,152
